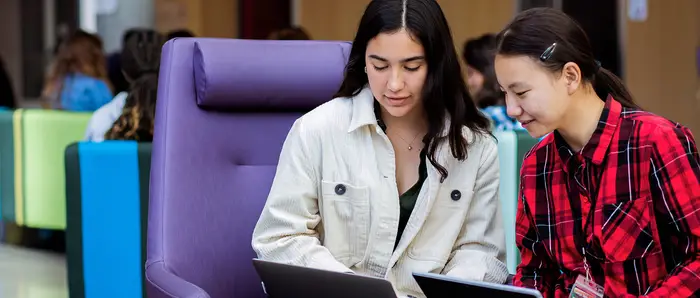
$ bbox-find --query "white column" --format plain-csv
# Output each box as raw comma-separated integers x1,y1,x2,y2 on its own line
43,0,55,51
79,0,98,33
292,0,301,26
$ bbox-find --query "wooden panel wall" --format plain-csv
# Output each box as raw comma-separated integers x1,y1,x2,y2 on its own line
296,0,515,44
622,0,700,133
154,0,238,38
296,0,515,79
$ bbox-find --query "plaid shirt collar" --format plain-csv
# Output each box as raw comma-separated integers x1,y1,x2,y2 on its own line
553,95,621,171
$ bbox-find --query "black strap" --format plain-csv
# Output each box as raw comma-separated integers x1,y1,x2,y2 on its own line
570,159,599,259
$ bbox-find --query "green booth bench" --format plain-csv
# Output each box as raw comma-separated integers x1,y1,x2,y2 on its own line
61,131,538,297
0,109,91,234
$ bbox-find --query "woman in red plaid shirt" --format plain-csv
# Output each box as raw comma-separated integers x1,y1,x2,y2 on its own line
494,8,700,298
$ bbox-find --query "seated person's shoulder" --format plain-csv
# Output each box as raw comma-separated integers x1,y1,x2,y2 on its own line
516,133,554,177
86,77,113,97
463,127,497,154
84,92,128,140
623,110,693,145
445,128,499,172
65,75,112,108
295,95,355,136
72,74,108,90
522,133,554,159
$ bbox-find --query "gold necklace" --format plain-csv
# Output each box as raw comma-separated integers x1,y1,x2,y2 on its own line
392,130,421,151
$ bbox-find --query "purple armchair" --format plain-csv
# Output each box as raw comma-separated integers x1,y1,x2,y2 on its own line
146,38,351,298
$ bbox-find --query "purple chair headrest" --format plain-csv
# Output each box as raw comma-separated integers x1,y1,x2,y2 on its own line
193,39,352,110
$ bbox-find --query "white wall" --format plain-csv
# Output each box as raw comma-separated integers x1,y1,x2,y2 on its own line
81,0,155,53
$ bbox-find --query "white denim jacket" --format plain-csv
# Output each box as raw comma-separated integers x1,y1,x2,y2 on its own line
252,87,508,298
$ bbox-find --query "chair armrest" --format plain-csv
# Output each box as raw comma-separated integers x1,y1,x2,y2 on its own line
146,261,210,298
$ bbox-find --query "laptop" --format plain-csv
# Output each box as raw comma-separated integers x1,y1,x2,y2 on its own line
252,259,398,298
413,272,544,298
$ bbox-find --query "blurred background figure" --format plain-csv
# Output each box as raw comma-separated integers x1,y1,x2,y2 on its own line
463,34,499,105
267,26,311,40
41,30,112,111
85,29,166,142
107,29,140,96
462,33,522,131
106,28,194,100
0,55,16,109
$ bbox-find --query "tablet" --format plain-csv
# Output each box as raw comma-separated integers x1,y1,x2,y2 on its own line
413,272,543,298
252,259,398,298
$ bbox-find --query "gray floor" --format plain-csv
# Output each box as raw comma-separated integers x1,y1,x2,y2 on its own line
0,244,68,298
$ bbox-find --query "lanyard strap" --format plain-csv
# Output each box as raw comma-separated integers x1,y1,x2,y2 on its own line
570,159,599,267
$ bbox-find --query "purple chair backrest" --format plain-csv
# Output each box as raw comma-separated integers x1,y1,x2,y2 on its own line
147,38,351,298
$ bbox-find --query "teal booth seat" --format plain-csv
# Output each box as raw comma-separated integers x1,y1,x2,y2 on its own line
0,109,12,241
65,141,151,298
493,130,539,274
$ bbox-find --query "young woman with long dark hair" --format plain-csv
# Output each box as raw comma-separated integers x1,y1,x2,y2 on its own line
253,1,508,297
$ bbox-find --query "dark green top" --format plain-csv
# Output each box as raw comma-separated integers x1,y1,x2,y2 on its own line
394,149,428,250
373,102,428,250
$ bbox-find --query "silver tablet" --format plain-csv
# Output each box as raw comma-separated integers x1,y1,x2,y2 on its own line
413,272,543,298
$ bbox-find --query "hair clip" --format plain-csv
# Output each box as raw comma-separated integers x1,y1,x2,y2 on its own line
594,59,602,71
539,43,557,61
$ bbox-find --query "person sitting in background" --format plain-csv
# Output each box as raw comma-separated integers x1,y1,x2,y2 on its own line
106,28,193,96
83,90,128,142
462,33,522,131
107,29,140,96
96,29,166,142
41,30,112,111
267,26,311,40
0,55,16,109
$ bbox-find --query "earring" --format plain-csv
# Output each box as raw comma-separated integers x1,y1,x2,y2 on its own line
364,66,367,73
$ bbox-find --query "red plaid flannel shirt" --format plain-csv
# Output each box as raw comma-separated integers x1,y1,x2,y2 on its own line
514,96,700,297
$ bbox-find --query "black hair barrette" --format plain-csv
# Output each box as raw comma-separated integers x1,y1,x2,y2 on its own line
539,43,557,61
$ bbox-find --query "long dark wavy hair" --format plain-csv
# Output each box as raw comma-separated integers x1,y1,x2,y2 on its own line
496,8,639,109
105,29,166,142
334,0,491,181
